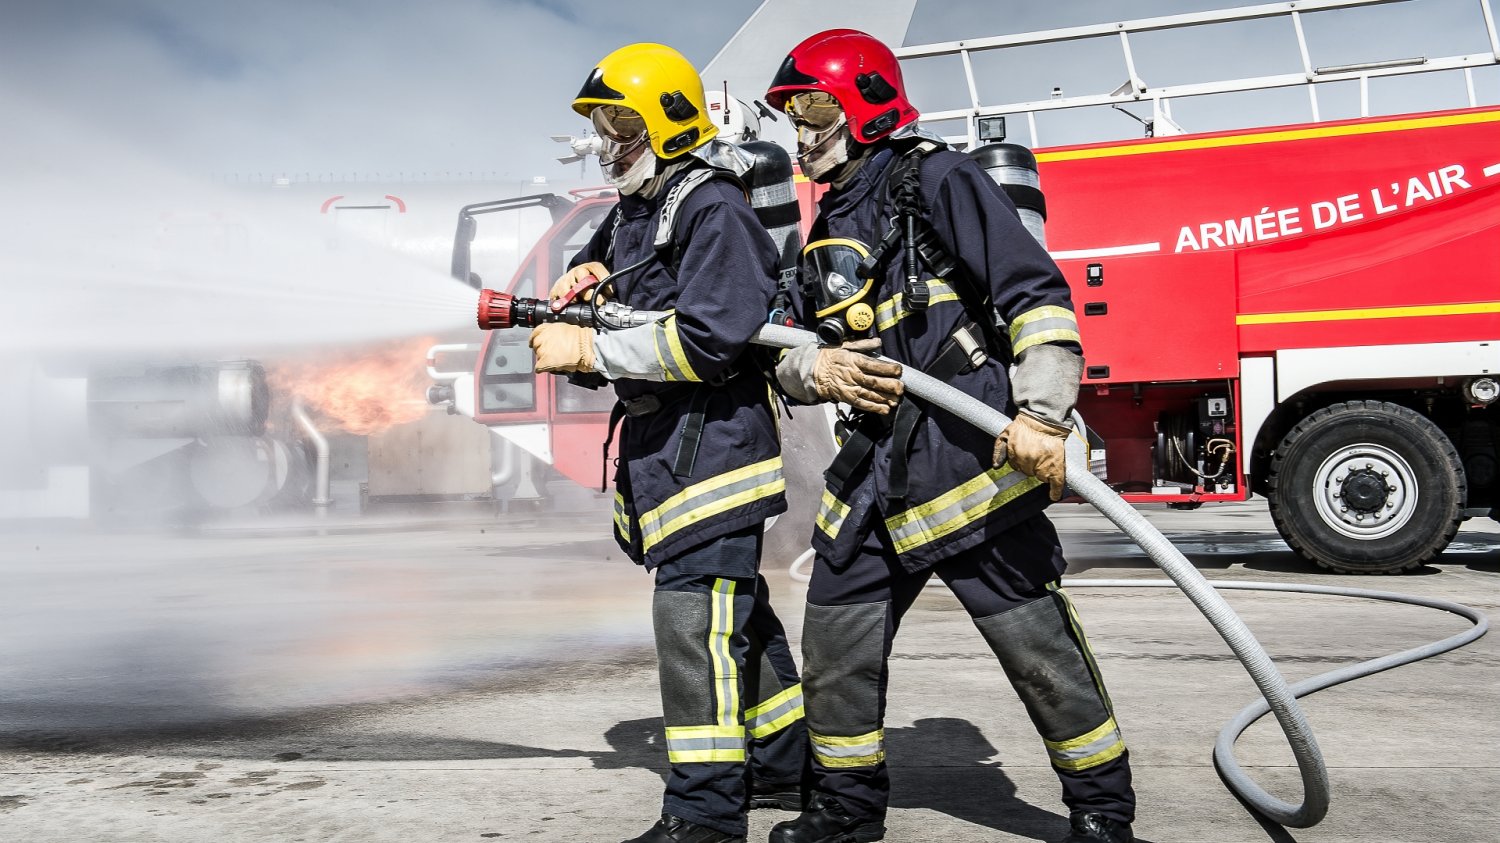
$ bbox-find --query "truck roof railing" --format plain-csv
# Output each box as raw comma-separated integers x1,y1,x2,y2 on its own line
894,0,1500,148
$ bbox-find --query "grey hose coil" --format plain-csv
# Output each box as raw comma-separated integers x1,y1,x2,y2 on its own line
745,322,1490,828
1065,580,1487,826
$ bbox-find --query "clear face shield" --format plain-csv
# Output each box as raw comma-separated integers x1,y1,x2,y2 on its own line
590,105,657,191
801,238,877,345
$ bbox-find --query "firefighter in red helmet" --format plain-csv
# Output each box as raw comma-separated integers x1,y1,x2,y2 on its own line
765,29,1137,843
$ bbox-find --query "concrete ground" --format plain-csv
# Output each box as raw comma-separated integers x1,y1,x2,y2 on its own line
0,500,1495,843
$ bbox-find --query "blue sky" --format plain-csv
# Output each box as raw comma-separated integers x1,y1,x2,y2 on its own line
2,0,1496,182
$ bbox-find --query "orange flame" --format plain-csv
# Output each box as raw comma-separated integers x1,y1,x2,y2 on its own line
269,338,435,436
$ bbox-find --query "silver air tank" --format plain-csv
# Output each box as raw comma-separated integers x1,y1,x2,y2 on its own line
735,140,803,289
969,143,1047,248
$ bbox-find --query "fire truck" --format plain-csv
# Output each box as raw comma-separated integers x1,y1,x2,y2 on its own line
438,0,1500,573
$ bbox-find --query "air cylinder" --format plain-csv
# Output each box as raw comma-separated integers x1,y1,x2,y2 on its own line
970,143,1047,248
736,140,803,288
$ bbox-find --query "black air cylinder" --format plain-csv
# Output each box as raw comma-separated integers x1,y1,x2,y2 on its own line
737,140,803,286
969,143,1048,248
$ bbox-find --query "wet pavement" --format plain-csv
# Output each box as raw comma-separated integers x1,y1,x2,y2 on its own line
0,500,1496,842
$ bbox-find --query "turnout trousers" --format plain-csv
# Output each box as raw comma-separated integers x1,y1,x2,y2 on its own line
652,525,808,836
801,512,1135,825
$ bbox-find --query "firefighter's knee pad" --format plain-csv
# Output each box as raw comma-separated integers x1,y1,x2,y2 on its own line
652,584,747,724
974,591,1125,772
802,602,888,768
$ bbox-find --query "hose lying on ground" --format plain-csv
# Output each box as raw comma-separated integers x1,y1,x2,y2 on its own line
748,322,1490,829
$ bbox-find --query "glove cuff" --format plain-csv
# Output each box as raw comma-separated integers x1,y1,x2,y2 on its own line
1018,409,1073,436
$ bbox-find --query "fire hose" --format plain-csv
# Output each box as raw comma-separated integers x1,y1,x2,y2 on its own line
477,289,1489,828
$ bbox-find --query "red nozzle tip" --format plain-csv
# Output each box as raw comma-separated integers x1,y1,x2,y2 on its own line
477,289,513,330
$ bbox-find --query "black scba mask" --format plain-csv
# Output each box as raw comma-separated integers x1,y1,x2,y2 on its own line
801,238,876,345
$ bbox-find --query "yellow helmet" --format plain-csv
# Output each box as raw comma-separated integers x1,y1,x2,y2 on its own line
573,43,717,160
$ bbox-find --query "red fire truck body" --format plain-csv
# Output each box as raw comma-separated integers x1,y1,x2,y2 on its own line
1043,105,1500,572
457,104,1500,573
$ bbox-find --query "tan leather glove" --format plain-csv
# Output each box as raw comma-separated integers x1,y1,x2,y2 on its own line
775,338,900,414
816,339,904,414
993,411,1071,501
549,261,612,304
529,323,595,374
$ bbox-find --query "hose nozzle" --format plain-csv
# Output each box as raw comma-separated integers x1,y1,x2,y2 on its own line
477,289,556,330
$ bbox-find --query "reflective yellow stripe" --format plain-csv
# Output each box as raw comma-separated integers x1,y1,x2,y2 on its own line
1051,737,1126,771
815,488,851,540
1046,582,1114,711
1012,327,1082,355
874,280,961,332
1236,300,1500,326
745,683,805,739
710,579,739,728
1044,716,1126,771
1034,109,1500,163
1008,305,1076,342
884,465,1042,555
640,458,785,552
663,314,701,382
811,729,884,768
613,492,629,541
665,724,746,764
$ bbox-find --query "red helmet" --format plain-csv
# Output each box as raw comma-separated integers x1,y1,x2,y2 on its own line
765,29,919,143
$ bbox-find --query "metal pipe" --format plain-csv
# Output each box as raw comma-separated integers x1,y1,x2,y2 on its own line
291,400,332,514
490,434,516,488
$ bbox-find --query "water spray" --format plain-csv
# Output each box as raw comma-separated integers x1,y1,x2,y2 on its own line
474,287,1489,829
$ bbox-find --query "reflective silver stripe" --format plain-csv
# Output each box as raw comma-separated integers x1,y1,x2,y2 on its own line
640,458,785,552
666,736,745,753
1044,717,1126,771
613,492,629,540
815,488,850,540
885,466,1041,555
810,729,885,768
812,739,881,759
664,724,746,763
1009,306,1080,354
874,280,959,331
745,689,804,737
651,315,700,383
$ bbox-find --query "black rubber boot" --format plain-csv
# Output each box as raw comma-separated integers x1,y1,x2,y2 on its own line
768,795,885,843
749,779,807,811
622,813,745,843
1060,812,1134,843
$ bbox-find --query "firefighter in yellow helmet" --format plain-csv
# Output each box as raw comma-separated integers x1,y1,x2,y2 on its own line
529,44,825,843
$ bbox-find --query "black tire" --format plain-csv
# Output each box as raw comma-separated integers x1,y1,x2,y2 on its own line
1267,400,1464,574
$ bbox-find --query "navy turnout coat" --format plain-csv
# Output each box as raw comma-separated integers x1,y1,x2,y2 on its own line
793,144,1083,573
571,162,788,570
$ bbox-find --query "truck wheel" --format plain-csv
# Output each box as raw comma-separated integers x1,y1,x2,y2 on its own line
1267,400,1464,573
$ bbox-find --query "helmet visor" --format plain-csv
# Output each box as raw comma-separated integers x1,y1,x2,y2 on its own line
785,91,844,132
590,105,647,143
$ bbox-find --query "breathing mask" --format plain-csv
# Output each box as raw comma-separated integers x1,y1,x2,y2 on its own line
801,238,877,345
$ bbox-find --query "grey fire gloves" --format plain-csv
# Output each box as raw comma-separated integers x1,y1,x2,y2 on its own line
777,338,904,414
994,343,1084,500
